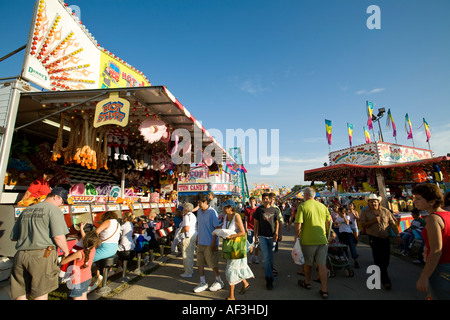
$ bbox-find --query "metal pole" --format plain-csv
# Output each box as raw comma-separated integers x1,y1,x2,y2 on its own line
14,92,107,132
0,45,26,62
377,118,384,142
0,81,22,201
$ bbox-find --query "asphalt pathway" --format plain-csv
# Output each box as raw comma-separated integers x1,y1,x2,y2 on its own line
105,225,427,301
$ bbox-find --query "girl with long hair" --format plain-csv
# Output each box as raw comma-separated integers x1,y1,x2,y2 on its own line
61,229,101,300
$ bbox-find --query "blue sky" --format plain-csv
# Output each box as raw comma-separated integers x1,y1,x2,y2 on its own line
1,0,450,190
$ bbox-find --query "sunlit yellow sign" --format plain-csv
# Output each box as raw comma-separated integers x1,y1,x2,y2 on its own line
93,92,130,128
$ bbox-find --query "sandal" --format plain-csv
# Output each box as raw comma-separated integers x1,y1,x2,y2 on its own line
319,290,329,299
298,280,311,289
239,284,250,295
272,268,278,277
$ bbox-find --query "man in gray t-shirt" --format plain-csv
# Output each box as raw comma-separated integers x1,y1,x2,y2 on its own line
10,187,70,300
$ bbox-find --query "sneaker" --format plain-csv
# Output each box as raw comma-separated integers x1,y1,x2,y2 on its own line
180,273,193,278
209,280,224,292
95,275,103,288
193,282,208,293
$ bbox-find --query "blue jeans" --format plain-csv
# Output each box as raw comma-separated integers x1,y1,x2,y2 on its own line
258,236,275,280
429,263,450,300
339,232,358,260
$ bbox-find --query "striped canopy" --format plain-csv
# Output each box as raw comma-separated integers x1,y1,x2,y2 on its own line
280,190,303,200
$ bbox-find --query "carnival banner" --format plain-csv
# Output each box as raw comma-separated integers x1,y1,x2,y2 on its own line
405,113,413,140
347,123,353,147
22,0,150,91
364,126,371,144
366,101,374,130
325,119,332,145
329,142,433,166
422,118,431,142
386,109,397,138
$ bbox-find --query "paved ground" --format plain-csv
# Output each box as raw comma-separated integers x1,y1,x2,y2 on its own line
103,225,427,301
0,225,427,302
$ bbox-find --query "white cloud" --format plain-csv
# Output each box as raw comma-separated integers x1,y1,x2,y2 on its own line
355,88,385,95
230,75,265,96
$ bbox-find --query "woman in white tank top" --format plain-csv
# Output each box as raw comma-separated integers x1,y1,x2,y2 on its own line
93,211,120,262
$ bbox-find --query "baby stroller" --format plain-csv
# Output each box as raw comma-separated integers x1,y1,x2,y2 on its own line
327,243,354,278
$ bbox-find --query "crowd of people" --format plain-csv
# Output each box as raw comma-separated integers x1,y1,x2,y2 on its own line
7,184,450,300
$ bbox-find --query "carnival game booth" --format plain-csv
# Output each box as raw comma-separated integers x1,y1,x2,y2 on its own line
177,164,242,212
304,142,450,233
0,85,240,259
250,184,274,200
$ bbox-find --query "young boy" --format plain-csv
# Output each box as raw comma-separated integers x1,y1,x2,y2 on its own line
193,193,224,293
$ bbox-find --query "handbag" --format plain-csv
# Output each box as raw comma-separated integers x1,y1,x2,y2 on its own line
221,214,247,260
291,238,305,265
222,236,247,260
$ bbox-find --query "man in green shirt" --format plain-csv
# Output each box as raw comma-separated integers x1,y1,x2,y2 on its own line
10,187,70,300
295,187,331,299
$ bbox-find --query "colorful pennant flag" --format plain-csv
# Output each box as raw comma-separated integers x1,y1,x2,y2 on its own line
386,109,397,137
364,126,371,143
347,123,353,147
433,164,443,182
367,101,374,130
405,113,413,140
423,118,431,142
325,119,332,145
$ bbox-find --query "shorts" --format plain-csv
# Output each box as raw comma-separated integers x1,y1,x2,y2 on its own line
10,249,60,299
69,279,91,298
301,244,328,266
196,244,219,269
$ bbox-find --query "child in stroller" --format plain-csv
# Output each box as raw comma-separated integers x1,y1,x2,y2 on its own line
327,230,354,278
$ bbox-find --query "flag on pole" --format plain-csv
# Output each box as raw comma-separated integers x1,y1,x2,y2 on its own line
364,126,371,143
386,109,397,137
347,123,353,147
423,118,431,142
325,119,332,145
405,113,413,139
367,101,374,130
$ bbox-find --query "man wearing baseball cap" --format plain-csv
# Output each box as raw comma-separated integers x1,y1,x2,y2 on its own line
10,187,70,300
360,193,401,290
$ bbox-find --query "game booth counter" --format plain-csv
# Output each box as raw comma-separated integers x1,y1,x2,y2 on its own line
0,0,242,267
304,142,450,233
